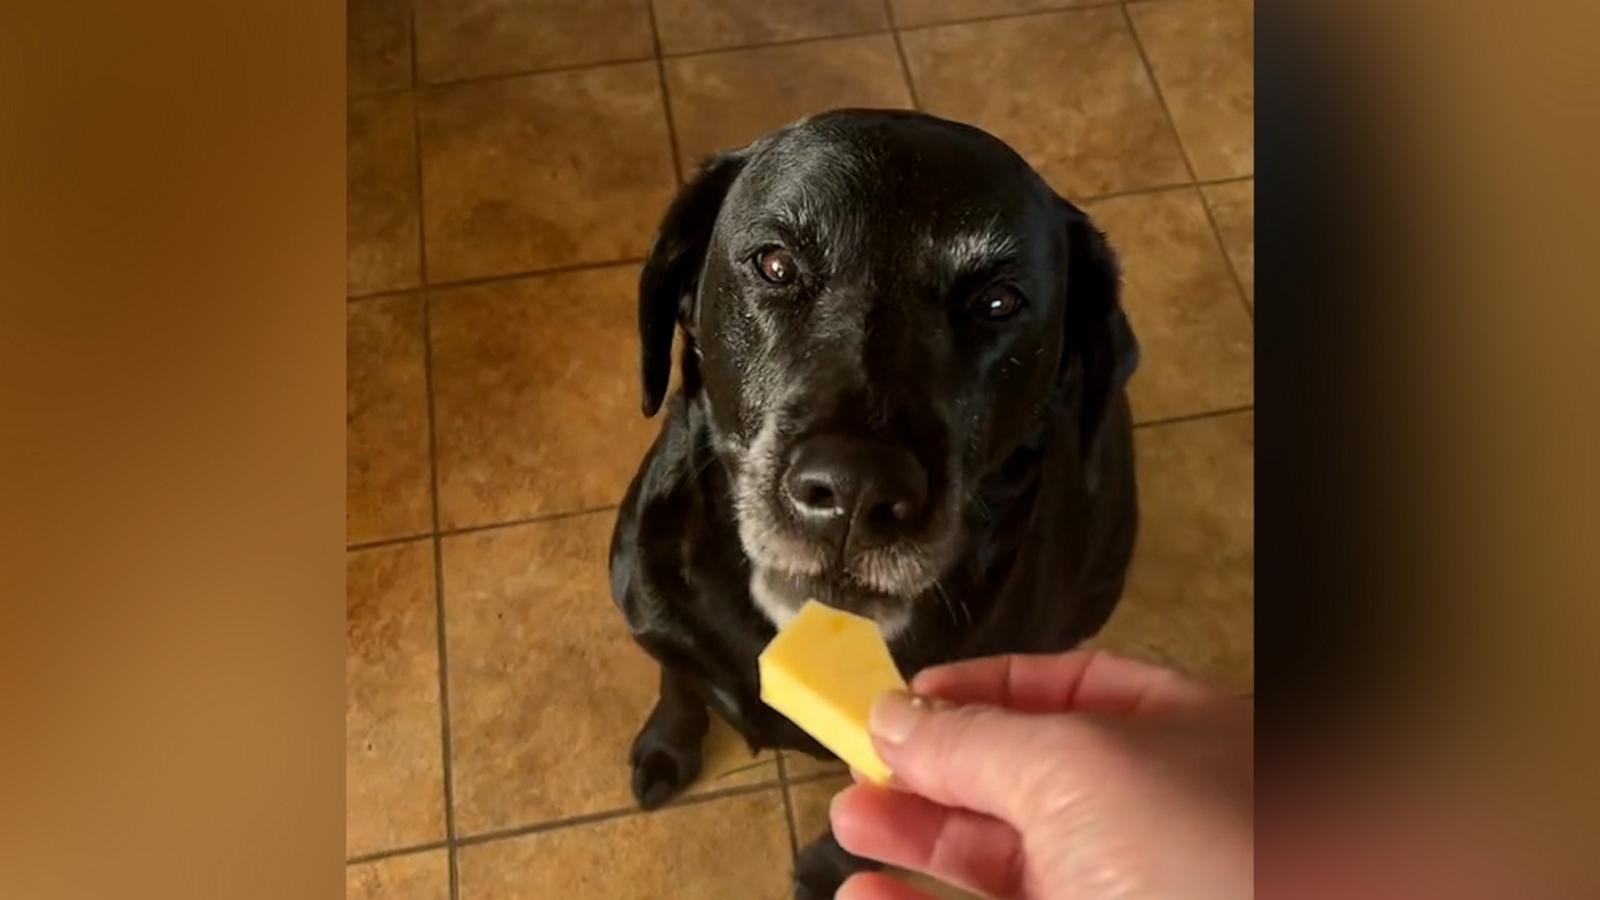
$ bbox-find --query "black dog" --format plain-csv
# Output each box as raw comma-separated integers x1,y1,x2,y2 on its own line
608,109,1140,898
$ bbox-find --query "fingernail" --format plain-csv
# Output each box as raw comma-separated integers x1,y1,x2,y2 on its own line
869,691,924,744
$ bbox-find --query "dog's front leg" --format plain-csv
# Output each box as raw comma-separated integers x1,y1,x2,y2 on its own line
628,664,710,810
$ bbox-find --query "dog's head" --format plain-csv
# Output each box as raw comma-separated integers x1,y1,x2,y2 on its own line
638,110,1137,632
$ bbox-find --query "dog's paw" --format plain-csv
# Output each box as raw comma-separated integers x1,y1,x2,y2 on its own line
793,834,877,900
628,723,703,810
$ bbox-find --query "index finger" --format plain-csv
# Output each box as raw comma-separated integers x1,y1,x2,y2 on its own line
909,650,1214,716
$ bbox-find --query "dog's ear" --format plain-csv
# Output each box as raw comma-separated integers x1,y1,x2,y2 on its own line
638,151,746,417
1058,198,1140,483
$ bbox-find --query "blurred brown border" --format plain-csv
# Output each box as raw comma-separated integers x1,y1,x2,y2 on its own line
0,1,344,898
2,0,1597,897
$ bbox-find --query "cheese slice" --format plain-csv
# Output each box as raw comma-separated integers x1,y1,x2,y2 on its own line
758,599,908,785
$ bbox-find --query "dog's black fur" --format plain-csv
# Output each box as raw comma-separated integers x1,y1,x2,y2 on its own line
607,110,1140,898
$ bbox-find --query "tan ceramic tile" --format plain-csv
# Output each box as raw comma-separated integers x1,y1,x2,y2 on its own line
347,850,451,900
349,93,422,295
1085,188,1252,422
347,541,446,857
653,0,888,55
417,62,676,282
443,514,776,835
1203,179,1254,305
1090,411,1253,692
788,774,850,845
782,750,846,779
348,296,433,544
891,0,1085,29
459,791,792,899
1129,0,1254,180
899,8,1189,197
414,0,653,85
349,0,413,95
789,777,978,899
665,35,914,175
703,714,783,788
427,266,661,528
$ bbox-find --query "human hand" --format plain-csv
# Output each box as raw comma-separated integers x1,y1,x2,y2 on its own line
829,650,1253,900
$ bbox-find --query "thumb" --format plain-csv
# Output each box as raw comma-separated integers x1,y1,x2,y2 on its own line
869,692,1082,827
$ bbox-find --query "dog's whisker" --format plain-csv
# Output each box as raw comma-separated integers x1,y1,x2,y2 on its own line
931,577,959,626
972,494,993,522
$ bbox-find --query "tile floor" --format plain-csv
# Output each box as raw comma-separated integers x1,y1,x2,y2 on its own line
347,0,1253,897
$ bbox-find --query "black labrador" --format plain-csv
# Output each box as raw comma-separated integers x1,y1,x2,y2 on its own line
608,109,1140,898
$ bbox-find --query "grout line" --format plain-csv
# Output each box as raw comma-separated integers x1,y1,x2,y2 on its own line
345,170,1249,306
418,55,658,92
882,0,924,110
413,258,646,296
665,27,896,59
453,779,786,849
1076,180,1199,204
349,84,415,101
347,531,434,552
347,285,426,304
343,172,1249,304
438,505,621,541
1119,2,1198,184
1119,3,1254,324
421,302,462,900
785,768,850,789
347,839,452,867
408,26,920,95
665,28,893,61
381,2,1140,101
645,0,687,185
346,506,620,555
1196,173,1254,189
1197,182,1256,315
407,28,430,299
1195,190,1255,320
895,0,1126,36
403,31,894,97
407,6,458,885
1133,404,1253,430
776,754,800,860
405,0,419,90
1078,173,1251,206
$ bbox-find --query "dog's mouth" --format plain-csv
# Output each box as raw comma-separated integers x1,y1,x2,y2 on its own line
749,566,922,637
732,457,959,596
735,476,962,636
718,406,963,632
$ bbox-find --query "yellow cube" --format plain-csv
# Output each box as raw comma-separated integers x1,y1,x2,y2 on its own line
758,600,908,785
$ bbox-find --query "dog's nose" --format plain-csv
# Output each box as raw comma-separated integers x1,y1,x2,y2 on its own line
783,435,929,548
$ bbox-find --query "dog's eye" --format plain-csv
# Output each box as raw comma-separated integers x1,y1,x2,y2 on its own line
968,286,1026,321
754,247,796,285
